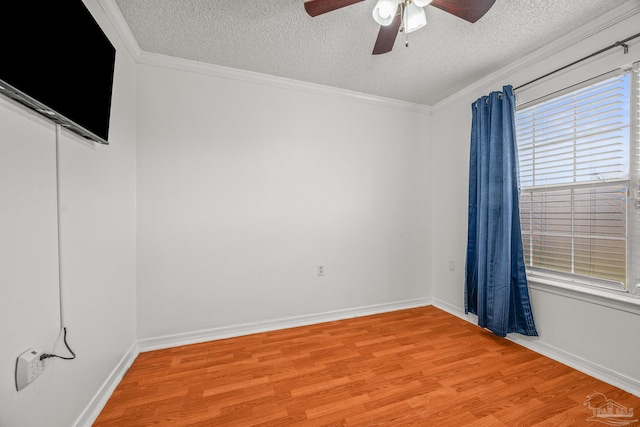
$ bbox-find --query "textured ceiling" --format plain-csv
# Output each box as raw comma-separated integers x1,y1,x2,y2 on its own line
113,0,633,106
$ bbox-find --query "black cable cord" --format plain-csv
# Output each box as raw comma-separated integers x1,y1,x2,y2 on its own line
40,327,76,361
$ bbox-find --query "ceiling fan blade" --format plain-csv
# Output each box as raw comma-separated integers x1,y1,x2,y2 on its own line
430,0,496,23
304,0,365,17
372,13,402,55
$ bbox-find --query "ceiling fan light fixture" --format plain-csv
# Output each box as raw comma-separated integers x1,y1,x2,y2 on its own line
412,0,433,7
404,2,426,33
372,0,399,26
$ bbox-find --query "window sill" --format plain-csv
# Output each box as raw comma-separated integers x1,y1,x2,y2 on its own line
527,276,640,316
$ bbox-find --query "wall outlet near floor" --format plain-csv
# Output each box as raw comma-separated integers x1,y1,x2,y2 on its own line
448,260,456,271
15,347,45,391
317,265,325,276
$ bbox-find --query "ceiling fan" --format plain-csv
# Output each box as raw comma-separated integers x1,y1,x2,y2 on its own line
304,0,496,55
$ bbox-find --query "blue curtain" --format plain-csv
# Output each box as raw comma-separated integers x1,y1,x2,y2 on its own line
464,85,538,338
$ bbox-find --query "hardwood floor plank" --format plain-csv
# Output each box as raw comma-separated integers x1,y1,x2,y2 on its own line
94,306,640,426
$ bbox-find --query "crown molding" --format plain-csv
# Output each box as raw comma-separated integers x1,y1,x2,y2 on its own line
431,1,640,114
97,0,141,60
97,0,431,115
137,51,433,114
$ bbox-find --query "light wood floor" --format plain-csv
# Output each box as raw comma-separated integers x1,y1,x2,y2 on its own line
94,306,640,426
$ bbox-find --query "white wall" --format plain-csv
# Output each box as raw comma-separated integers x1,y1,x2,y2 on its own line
0,1,138,426
6,2,640,425
136,63,432,342
430,4,640,395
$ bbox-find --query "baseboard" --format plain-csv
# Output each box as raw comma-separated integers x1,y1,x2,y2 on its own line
138,298,432,352
73,343,139,427
70,297,639,426
432,298,640,398
73,299,430,425
506,335,640,398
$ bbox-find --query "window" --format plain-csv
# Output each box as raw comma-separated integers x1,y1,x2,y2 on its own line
515,63,640,294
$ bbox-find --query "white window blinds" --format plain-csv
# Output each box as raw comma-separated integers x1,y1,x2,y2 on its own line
631,62,640,294
517,73,630,187
516,67,638,291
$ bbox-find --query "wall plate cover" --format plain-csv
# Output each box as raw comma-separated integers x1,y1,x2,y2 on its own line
16,347,45,391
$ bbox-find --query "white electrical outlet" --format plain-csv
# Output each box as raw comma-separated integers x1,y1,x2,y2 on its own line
317,265,324,276
16,347,45,391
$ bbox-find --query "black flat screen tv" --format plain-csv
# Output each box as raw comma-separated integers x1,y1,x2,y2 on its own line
0,1,116,145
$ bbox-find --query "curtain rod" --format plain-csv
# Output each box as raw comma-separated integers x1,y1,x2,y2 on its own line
514,31,640,92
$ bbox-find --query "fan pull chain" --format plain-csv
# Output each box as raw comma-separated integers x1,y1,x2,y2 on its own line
400,1,409,48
